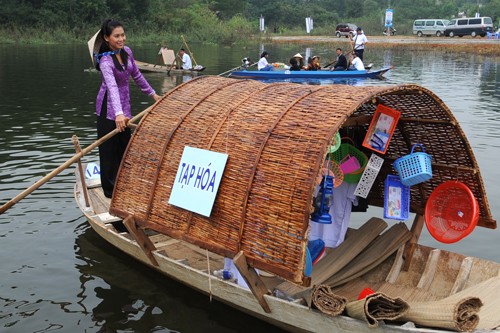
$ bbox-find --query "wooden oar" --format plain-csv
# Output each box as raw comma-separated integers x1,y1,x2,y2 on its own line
167,44,183,75
0,104,154,215
323,59,336,68
218,62,257,77
181,35,197,66
218,66,242,77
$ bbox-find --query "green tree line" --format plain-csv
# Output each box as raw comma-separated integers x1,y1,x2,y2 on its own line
0,0,499,44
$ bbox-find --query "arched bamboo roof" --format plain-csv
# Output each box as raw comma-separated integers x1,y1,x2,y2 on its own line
109,76,495,284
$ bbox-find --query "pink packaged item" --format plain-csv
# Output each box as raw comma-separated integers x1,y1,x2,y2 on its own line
339,154,361,174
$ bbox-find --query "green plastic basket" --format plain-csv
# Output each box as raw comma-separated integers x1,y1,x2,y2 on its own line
330,137,368,183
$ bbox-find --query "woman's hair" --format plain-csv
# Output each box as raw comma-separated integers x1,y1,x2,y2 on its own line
260,51,269,58
96,19,128,72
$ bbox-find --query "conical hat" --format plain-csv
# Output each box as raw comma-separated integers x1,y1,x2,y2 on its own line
293,53,303,58
87,30,104,66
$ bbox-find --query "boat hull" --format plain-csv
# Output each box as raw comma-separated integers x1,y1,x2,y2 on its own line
76,188,434,333
229,68,391,79
75,179,498,333
135,60,203,75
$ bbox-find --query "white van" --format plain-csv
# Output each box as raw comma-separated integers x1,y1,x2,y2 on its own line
444,17,493,37
413,19,450,37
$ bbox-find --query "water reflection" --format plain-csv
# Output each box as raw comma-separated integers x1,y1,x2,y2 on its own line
157,75,195,95
74,223,286,333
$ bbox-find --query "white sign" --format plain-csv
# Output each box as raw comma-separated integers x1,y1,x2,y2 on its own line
169,146,228,217
259,15,265,32
306,17,313,33
85,162,101,179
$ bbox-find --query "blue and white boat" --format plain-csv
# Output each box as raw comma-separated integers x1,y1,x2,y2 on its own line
229,67,392,80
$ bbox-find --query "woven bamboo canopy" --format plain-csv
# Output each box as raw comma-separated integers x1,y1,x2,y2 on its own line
109,76,495,284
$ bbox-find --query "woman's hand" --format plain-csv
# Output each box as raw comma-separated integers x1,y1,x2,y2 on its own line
152,93,162,102
115,114,129,132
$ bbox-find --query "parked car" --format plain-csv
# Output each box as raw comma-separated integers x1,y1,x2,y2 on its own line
444,16,493,37
413,19,450,37
335,23,357,38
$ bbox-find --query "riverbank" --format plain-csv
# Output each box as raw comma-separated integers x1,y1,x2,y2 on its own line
270,35,500,56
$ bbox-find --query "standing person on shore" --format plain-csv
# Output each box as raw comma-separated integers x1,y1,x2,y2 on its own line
94,19,161,198
350,27,368,61
179,48,192,69
332,48,348,71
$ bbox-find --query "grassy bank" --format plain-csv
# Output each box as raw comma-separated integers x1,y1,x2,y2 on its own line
2,27,499,57
368,41,500,56
271,35,500,56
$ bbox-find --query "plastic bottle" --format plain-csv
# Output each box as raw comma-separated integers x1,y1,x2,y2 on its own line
213,258,235,281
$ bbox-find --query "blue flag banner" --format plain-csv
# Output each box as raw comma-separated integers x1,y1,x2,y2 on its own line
385,9,394,27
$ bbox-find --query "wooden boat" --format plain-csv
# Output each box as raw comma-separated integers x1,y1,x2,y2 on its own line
135,60,205,75
228,67,391,79
74,76,499,333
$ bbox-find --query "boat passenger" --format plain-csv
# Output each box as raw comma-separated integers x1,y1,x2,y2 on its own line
257,51,274,71
306,56,321,71
289,57,302,71
291,53,306,69
332,48,348,71
94,19,161,198
157,42,168,65
350,52,365,71
178,48,192,70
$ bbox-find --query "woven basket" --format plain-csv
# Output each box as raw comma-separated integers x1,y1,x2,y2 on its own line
328,159,344,188
393,144,432,186
330,137,368,183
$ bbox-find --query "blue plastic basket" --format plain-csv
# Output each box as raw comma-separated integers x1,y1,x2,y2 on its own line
393,144,432,186
384,175,410,220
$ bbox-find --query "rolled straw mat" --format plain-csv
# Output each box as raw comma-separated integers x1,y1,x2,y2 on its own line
345,292,409,328
400,296,482,332
311,284,347,316
444,275,500,330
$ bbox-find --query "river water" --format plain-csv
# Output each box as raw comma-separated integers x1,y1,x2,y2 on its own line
0,42,499,332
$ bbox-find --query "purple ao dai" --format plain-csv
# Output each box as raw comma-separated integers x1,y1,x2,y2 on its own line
95,46,156,120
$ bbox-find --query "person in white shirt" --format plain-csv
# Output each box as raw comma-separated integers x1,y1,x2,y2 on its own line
257,51,273,71
350,27,368,61
179,48,192,69
350,52,365,71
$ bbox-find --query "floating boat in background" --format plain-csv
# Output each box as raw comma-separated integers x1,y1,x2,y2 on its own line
74,76,499,333
144,38,206,75
229,67,392,80
135,60,205,75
